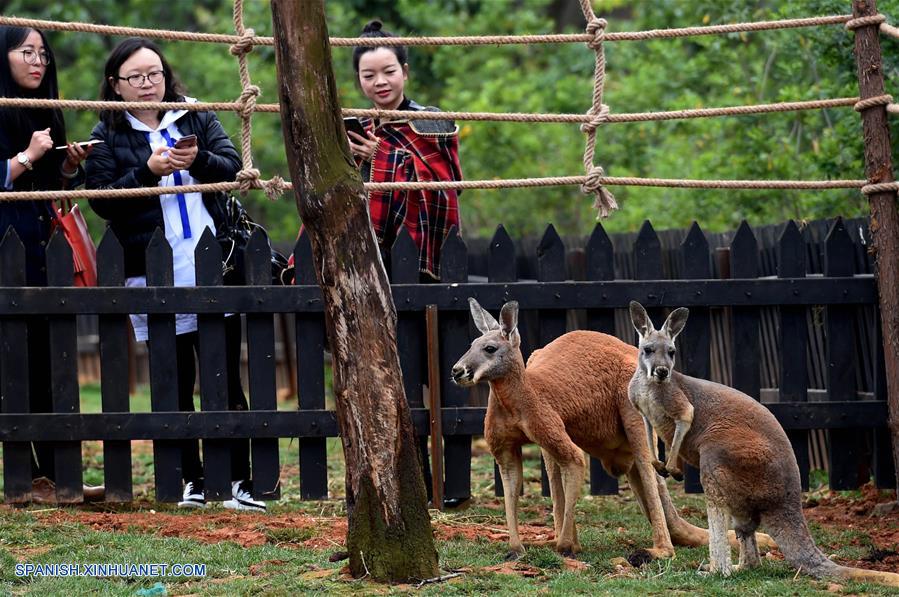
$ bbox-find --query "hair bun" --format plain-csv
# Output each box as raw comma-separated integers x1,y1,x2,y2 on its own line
362,20,383,34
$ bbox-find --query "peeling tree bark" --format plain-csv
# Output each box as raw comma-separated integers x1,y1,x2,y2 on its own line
270,0,438,581
852,0,899,504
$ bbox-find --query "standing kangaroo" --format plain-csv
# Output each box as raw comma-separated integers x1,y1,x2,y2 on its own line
627,301,899,586
451,298,769,560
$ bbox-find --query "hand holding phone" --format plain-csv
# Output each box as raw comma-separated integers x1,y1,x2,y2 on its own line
343,117,367,139
173,134,198,149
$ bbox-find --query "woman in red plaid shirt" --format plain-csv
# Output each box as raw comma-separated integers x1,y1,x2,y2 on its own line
348,20,463,282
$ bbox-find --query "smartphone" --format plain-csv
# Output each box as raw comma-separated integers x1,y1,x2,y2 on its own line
54,139,105,150
343,117,367,139
173,134,198,149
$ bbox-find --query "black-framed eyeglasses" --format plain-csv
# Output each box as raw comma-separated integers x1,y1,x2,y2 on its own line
14,49,50,66
116,70,165,88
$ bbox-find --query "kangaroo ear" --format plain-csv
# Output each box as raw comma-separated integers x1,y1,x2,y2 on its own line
499,301,520,348
629,301,653,339
469,297,499,334
662,307,689,340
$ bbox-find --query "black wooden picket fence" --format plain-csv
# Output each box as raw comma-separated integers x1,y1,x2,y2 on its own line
0,215,892,505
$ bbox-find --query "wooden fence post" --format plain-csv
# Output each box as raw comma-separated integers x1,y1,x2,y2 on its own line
0,229,32,503
851,0,899,507
536,224,567,497
585,223,619,495
97,230,133,502
777,221,810,491
488,225,517,498
679,223,710,494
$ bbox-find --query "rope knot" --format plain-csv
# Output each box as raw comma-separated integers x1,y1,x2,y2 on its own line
580,165,618,218
237,84,260,118
861,180,899,195
230,27,256,56
261,175,288,201
845,13,886,30
853,94,892,112
579,104,610,134
236,168,261,192
585,17,607,49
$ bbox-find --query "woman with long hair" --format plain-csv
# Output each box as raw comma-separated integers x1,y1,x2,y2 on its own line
0,26,95,503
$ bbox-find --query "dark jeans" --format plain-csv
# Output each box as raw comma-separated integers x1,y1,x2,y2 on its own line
172,315,250,483
26,317,55,481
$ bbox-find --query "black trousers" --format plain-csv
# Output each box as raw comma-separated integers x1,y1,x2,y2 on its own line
27,317,55,480
172,315,250,483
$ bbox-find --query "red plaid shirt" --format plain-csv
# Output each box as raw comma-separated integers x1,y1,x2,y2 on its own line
361,98,462,280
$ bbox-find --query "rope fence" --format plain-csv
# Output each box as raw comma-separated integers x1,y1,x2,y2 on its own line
0,14,861,46
0,176,874,203
0,96,865,123
0,7,896,210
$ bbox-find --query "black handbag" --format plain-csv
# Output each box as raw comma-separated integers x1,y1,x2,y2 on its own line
217,195,289,285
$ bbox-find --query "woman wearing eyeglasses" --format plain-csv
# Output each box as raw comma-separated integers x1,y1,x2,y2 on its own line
0,26,96,503
85,38,265,512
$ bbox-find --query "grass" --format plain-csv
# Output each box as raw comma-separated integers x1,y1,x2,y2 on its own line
0,386,897,594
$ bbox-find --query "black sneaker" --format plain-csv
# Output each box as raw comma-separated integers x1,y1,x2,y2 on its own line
443,496,471,509
223,480,266,512
177,479,206,509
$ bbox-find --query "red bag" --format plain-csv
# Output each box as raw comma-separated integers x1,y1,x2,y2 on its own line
55,199,97,287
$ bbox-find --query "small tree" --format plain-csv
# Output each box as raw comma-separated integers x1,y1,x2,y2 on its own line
270,0,438,582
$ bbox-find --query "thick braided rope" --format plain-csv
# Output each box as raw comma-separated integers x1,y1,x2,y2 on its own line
853,94,893,111
0,14,854,46
0,96,862,123
861,181,899,194
577,0,616,218
0,176,869,202
845,13,887,30
229,0,265,196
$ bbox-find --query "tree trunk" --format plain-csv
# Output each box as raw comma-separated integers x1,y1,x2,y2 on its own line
270,0,438,581
852,0,899,504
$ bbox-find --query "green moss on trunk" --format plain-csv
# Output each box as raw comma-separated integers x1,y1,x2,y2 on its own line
346,427,437,581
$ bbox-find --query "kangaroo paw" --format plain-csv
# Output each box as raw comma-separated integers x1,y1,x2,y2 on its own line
626,548,655,567
668,467,684,482
652,460,669,478
504,550,523,562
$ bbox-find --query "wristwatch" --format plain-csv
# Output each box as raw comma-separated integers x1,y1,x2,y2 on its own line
17,152,32,171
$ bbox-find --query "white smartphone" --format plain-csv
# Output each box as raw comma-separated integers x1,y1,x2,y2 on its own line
55,139,105,150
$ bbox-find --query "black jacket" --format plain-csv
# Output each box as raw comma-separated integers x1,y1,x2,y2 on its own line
85,110,241,277
0,131,84,286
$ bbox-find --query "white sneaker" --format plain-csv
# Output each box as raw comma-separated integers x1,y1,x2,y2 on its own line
177,480,206,509
222,480,266,512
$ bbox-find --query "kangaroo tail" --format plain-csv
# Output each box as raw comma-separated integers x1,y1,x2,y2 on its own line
763,506,899,587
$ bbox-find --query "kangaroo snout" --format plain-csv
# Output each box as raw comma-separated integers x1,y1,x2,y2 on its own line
653,367,670,381
451,364,473,385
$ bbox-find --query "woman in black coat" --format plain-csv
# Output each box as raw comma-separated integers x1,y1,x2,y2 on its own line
0,26,94,501
85,37,265,512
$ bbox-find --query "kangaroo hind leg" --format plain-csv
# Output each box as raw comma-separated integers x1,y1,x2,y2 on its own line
733,514,761,571
541,449,566,547
706,500,733,576
495,446,525,559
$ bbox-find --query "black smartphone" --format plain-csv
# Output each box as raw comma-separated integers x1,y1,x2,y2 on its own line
174,134,198,149
343,117,367,139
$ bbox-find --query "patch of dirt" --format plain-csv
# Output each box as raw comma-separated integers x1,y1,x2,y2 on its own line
801,483,899,573
25,482,897,578
36,510,347,550
434,521,553,546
